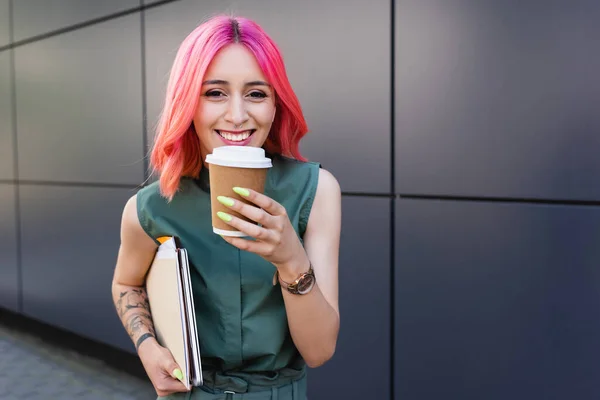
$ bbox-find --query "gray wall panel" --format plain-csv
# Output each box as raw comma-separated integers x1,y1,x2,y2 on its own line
20,185,135,351
0,0,9,47
395,199,600,399
308,196,390,399
15,15,144,185
0,50,13,179
145,0,390,193
12,0,139,42
395,1,600,200
0,184,18,312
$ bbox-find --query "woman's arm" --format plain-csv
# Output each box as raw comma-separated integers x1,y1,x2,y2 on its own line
112,195,189,395
218,168,341,368
112,195,159,349
277,168,341,368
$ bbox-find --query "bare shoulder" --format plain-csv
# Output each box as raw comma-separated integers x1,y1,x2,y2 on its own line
121,194,140,231
307,168,341,232
121,194,157,250
315,168,341,202
113,194,158,286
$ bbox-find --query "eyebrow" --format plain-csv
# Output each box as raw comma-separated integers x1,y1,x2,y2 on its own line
202,79,271,87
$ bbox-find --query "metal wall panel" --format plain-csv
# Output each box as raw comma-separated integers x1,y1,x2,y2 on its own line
0,184,18,312
308,196,390,399
15,15,145,185
12,0,139,42
20,185,136,351
0,0,9,47
395,199,600,399
395,1,600,200
145,0,391,193
0,50,13,179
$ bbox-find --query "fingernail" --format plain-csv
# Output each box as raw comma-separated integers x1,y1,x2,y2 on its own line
172,368,184,381
217,196,235,207
233,187,250,197
217,211,232,222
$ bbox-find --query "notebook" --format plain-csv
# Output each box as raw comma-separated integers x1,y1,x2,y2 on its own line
145,236,203,389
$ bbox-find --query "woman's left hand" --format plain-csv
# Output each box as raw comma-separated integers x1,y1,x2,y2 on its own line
216,187,307,273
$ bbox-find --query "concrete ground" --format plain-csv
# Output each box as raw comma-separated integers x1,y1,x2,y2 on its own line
0,310,157,399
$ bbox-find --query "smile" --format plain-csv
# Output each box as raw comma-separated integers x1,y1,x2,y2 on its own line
215,129,255,144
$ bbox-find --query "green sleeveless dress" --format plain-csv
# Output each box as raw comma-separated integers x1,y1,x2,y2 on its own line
136,154,320,400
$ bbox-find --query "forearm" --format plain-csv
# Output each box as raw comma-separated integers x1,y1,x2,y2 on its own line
282,281,339,368
112,282,156,350
278,253,339,368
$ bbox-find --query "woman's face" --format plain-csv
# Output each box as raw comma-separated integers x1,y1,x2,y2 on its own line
194,44,276,163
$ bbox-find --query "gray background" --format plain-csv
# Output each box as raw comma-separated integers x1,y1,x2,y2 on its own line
0,0,599,399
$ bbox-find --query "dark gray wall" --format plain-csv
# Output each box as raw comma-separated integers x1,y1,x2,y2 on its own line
1,1,599,399
0,0,8,47
11,0,139,42
396,0,600,201
0,49,13,179
310,196,391,399
14,14,145,184
19,185,136,349
0,184,18,312
395,199,600,399
395,1,600,399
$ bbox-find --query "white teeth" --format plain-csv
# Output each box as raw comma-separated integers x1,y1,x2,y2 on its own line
218,131,251,142
239,132,250,140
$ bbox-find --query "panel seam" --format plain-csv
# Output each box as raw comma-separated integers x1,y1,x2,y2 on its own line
8,0,23,313
390,0,396,398
399,194,600,207
140,3,149,182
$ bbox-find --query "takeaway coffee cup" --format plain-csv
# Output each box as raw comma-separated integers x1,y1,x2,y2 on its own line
205,146,272,236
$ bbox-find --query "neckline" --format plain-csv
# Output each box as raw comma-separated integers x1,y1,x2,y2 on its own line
193,166,211,193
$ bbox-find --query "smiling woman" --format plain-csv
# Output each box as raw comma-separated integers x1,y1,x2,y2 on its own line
149,16,309,201
194,44,275,153
111,15,341,400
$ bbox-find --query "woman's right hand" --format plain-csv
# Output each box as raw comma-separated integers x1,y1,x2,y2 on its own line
137,337,191,397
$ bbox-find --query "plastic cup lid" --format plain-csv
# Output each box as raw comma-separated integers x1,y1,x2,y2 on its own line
205,146,272,168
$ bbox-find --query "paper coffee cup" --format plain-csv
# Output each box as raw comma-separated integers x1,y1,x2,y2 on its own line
205,146,272,237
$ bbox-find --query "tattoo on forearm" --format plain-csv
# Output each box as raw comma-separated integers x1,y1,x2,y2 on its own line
127,313,155,338
116,289,150,318
116,289,155,341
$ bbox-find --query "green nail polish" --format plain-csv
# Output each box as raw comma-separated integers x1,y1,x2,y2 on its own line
233,187,250,197
217,211,232,222
173,368,183,381
217,196,235,207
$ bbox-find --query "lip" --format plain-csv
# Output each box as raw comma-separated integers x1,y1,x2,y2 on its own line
215,129,255,146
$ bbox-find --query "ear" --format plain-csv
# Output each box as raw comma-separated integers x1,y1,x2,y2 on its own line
271,109,276,123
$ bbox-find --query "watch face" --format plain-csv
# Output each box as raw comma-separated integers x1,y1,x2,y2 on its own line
296,274,315,294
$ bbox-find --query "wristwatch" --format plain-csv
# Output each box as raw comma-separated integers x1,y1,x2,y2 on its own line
273,264,316,295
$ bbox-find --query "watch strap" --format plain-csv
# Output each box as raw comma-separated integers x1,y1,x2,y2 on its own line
273,264,315,294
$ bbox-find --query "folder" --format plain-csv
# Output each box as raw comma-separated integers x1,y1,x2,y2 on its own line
145,236,203,389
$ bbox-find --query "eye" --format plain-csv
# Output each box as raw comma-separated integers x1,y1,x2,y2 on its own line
248,91,267,99
205,90,225,97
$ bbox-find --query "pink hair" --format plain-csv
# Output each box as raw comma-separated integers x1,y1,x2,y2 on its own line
150,15,308,201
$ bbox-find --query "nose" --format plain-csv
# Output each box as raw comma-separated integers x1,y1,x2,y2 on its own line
224,94,249,127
